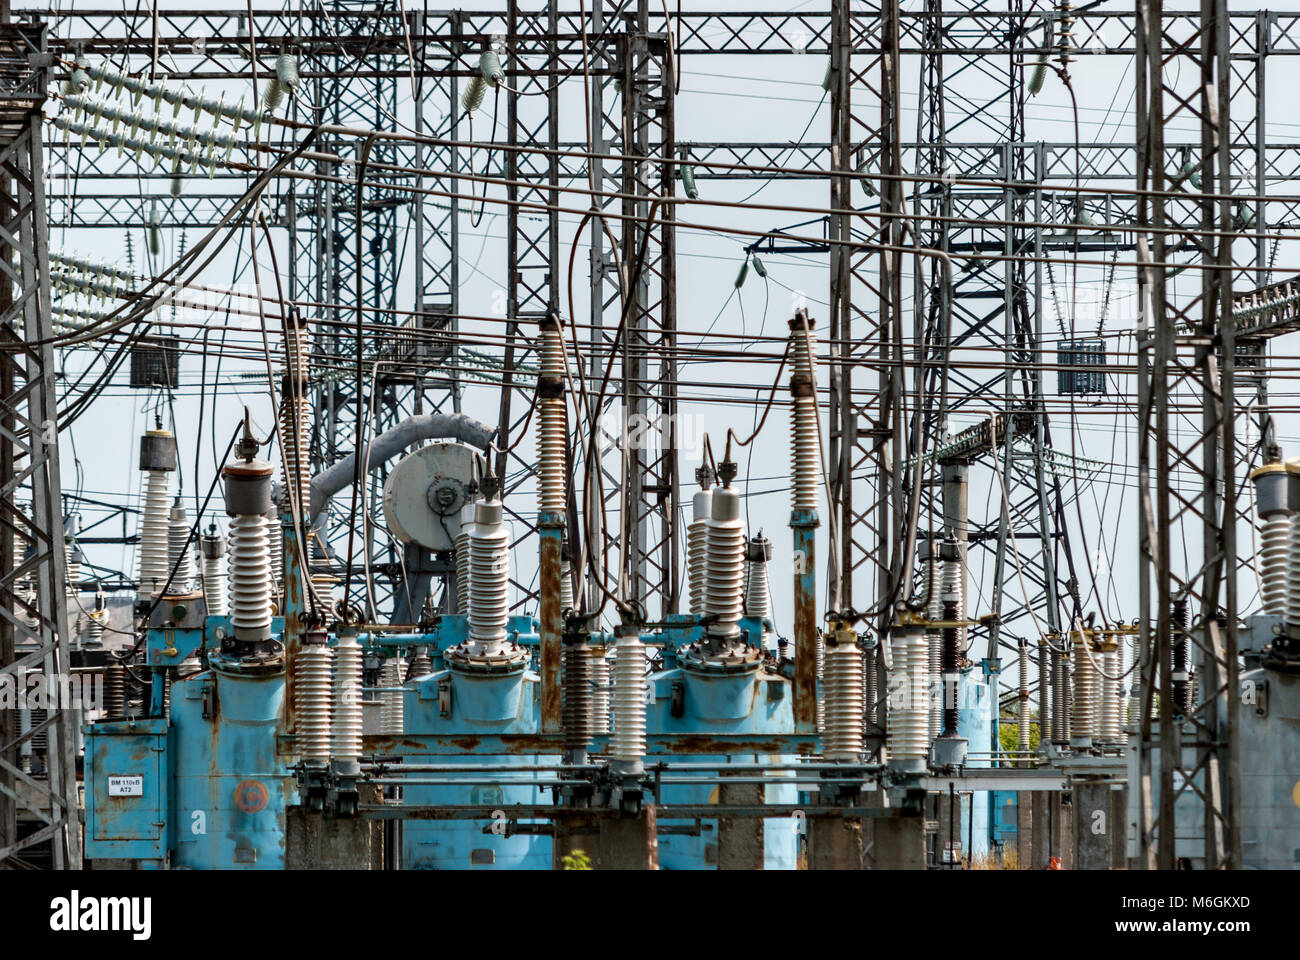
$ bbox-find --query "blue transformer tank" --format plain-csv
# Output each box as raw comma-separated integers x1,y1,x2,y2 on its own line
651,616,798,870
399,615,556,869
169,655,293,868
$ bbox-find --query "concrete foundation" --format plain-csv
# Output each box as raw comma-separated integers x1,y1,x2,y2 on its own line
285,806,384,869
717,777,764,870
597,805,659,869
807,814,863,869
871,814,927,869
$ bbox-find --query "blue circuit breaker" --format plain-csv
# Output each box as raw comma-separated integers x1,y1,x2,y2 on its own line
84,717,170,862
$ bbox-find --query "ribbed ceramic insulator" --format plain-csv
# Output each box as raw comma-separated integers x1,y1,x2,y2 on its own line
227,513,271,635
744,540,773,622
790,325,819,512
409,651,433,679
266,510,283,594
815,631,825,731
563,642,594,753
1098,648,1120,741
687,489,712,616
924,556,942,741
166,502,193,593
1117,639,1131,741
380,657,405,736
65,546,81,600
610,637,646,763
1018,644,1031,751
85,611,105,646
104,663,125,717
137,470,170,599
468,502,509,654
203,551,226,616
591,651,611,734
560,558,574,610
295,644,333,762
862,647,876,732
704,501,746,637
941,554,965,649
1287,514,1300,626
1050,648,1066,741
537,325,567,513
822,639,865,761
1071,642,1096,744
1259,515,1289,617
280,322,312,518
456,502,475,615
889,628,930,765
331,636,363,761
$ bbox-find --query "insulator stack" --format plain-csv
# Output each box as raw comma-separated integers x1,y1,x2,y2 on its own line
704,486,746,646
1098,645,1120,741
85,610,106,647
280,317,312,520
687,487,712,616
940,543,963,738
889,626,930,770
223,448,274,647
266,508,283,597
332,633,363,762
200,526,226,616
536,318,567,513
456,501,475,615
295,643,333,762
562,638,594,756
591,650,611,734
744,533,773,630
136,426,176,600
1251,462,1298,620
822,627,864,762
409,650,433,679
610,629,647,771
862,646,877,734
104,663,125,717
467,500,510,656
815,630,824,732
1171,598,1190,716
380,657,405,736
1260,516,1289,617
559,557,574,611
165,498,194,594
65,543,82,603
921,547,942,741
789,317,819,512
1050,647,1067,742
1117,637,1131,740
1017,642,1031,752
1070,635,1096,747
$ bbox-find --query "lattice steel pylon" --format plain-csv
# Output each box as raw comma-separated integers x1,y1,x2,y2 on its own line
1134,0,1242,870
0,21,81,868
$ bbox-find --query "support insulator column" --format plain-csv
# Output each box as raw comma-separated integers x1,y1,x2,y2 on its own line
744,533,773,649
200,524,226,616
332,627,363,763
822,622,864,762
380,656,405,736
788,309,820,733
1098,640,1120,742
1017,641,1031,753
467,500,510,657
703,486,746,651
610,622,646,776
919,541,942,742
455,501,475,614
165,497,194,595
1070,630,1095,749
136,427,176,602
1251,461,1298,620
280,313,312,521
889,622,929,772
687,482,713,616
591,648,611,734
562,627,594,762
295,639,333,762
221,443,274,652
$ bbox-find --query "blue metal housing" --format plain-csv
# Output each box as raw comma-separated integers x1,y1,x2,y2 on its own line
84,717,169,864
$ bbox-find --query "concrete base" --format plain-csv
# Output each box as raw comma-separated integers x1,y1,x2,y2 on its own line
871,814,927,869
552,811,595,869
807,814,863,869
1016,795,1033,868
1070,780,1128,870
597,806,659,870
286,806,384,869
717,777,764,870
1110,785,1128,869
1029,791,1072,868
